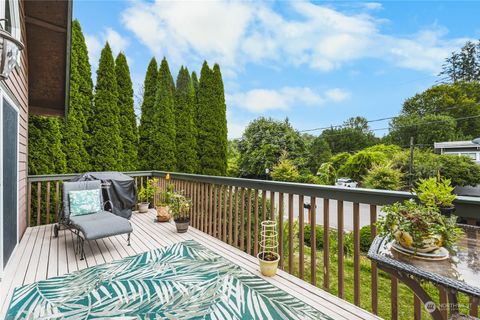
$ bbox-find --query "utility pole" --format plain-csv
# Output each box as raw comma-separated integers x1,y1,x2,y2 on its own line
409,136,414,189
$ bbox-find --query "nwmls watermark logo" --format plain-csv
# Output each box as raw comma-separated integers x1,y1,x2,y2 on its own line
424,301,472,313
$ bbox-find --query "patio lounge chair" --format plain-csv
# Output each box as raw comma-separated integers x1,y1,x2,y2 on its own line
54,180,133,260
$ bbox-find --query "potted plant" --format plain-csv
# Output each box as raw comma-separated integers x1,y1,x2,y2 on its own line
257,220,280,277
137,178,159,213
156,183,173,222
170,192,191,233
377,200,463,254
415,175,456,216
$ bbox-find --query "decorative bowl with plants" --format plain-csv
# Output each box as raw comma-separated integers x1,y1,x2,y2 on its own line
377,200,464,254
156,183,174,222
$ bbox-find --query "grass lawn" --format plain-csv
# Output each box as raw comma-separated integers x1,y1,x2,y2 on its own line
281,245,471,319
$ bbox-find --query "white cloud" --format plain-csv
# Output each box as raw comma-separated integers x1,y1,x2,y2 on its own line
363,2,383,10
104,28,130,56
228,87,350,113
120,1,468,76
84,34,102,68
325,88,351,102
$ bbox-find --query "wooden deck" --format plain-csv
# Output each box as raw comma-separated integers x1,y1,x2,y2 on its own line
0,209,378,319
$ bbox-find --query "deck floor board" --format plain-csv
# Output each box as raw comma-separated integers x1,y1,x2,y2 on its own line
0,209,378,319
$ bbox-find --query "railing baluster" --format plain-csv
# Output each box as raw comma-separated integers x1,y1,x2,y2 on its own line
470,297,478,317
46,181,51,225
228,186,233,246
254,189,259,256
37,182,41,226
278,192,284,269
299,194,304,280
208,184,213,235
310,196,317,286
240,188,245,251
353,202,360,306
234,187,239,247
413,295,421,320
288,193,294,274
391,277,398,320
247,189,252,255
203,183,208,233
270,191,275,221
323,198,329,290
262,190,267,222
370,204,378,315
223,185,228,242
27,182,32,227
337,200,344,299
213,184,218,238
439,286,448,320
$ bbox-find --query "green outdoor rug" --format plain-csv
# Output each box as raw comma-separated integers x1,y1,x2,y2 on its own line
6,240,332,319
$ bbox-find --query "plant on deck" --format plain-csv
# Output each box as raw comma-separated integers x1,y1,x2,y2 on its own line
415,175,456,209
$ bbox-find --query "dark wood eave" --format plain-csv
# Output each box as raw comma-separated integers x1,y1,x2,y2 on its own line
25,0,72,117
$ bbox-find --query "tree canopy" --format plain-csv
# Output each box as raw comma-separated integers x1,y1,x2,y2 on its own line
321,117,378,154
237,117,306,178
90,43,123,171
115,52,138,170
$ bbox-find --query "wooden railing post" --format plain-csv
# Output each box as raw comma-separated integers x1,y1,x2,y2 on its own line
323,198,330,290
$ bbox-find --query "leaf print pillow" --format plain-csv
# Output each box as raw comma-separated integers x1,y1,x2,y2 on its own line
69,189,102,216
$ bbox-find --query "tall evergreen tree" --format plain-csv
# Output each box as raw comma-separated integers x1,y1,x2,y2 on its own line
91,43,123,171
28,116,67,175
138,58,158,170
115,52,138,170
175,67,197,172
152,58,176,170
63,19,92,173
196,61,228,175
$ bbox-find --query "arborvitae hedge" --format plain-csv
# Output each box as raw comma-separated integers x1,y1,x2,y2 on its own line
91,43,123,171
175,66,197,172
28,116,67,175
115,52,139,170
152,58,176,170
196,61,228,175
138,58,158,170
63,19,92,173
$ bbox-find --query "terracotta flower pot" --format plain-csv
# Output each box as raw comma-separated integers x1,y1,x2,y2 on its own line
156,206,171,222
138,202,149,213
257,252,280,277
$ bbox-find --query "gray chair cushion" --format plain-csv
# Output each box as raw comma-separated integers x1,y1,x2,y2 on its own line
63,181,103,220
70,211,132,240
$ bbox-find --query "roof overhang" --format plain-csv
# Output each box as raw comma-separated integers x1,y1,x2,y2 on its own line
25,0,72,117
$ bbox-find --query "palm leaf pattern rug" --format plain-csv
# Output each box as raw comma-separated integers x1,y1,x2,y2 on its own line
6,240,332,319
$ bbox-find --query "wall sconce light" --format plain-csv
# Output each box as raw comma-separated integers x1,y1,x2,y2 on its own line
0,25,24,80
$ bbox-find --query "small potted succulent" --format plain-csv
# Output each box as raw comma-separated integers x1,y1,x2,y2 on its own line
156,183,173,222
170,192,191,233
415,175,456,216
137,178,159,213
377,199,463,253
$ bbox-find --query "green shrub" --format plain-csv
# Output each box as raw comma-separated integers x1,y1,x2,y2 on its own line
330,152,351,171
363,163,403,190
317,162,336,185
271,154,300,182
304,224,354,256
338,150,386,182
359,225,372,253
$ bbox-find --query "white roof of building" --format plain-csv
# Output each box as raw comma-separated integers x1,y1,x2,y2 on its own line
434,141,479,149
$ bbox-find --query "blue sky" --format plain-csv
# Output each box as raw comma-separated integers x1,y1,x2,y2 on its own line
73,1,480,139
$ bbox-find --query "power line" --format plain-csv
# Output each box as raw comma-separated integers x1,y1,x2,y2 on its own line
299,104,477,133
312,113,480,139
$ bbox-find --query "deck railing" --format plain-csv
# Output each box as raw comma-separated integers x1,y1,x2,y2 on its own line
27,171,480,319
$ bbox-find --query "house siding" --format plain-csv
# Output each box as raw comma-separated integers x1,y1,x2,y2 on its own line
2,0,28,238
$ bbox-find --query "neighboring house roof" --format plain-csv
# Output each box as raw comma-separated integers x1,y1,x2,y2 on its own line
25,0,72,117
434,141,480,149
